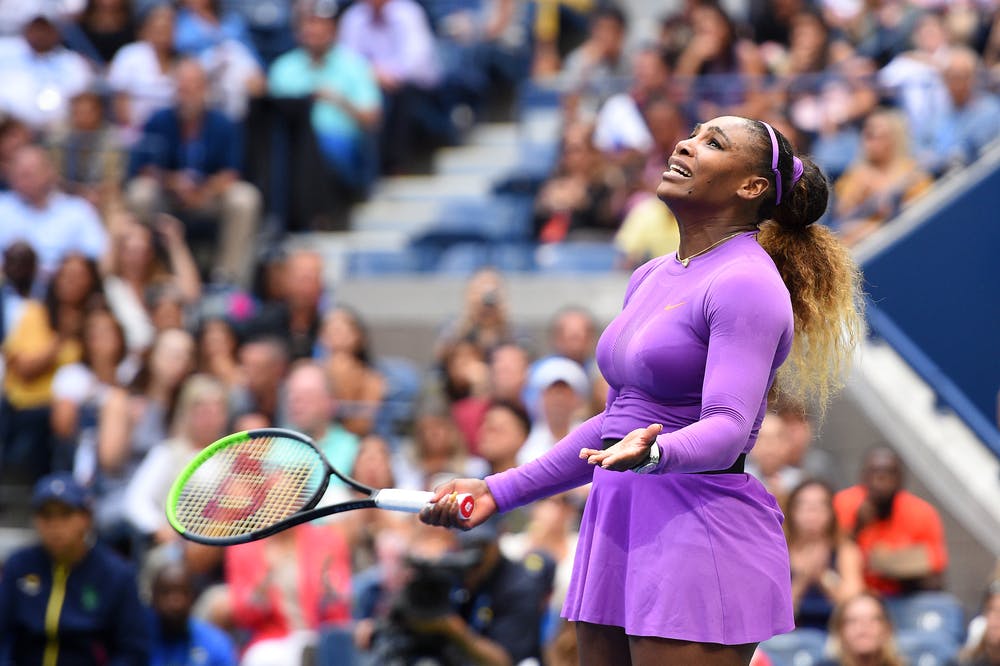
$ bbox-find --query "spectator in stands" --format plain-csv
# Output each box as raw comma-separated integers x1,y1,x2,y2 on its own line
242,249,325,360
747,412,799,508
225,522,352,664
364,519,551,665
518,356,590,464
834,446,948,596
489,342,533,405
672,1,768,121
592,44,674,160
393,402,489,490
533,120,625,243
436,267,522,361
832,108,934,246
937,47,1000,171
127,58,261,287
195,315,243,389
962,580,1000,665
340,433,412,573
283,361,361,500
101,215,202,354
230,335,288,424
825,592,905,666
0,10,95,131
317,306,386,437
500,492,581,636
775,400,837,485
440,339,492,449
477,399,532,475
61,0,136,67
50,306,129,474
0,241,39,353
47,89,127,215
0,472,150,663
784,479,864,631
174,0,259,63
106,5,179,140
148,560,237,666
847,0,923,68
546,306,598,370
877,10,952,174
560,5,630,119
124,374,230,549
0,145,108,280
174,0,265,120
95,327,195,550
268,0,382,197
779,15,879,179
1,251,101,485
0,117,34,191
338,0,445,174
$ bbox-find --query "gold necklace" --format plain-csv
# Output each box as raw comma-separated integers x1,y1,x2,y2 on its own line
676,231,747,267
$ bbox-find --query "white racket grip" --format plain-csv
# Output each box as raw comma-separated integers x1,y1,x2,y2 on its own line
373,489,475,519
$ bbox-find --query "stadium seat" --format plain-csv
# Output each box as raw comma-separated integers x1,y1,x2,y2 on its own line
345,249,420,278
895,628,961,666
435,242,491,275
534,241,623,273
491,243,537,272
886,592,965,644
759,628,829,666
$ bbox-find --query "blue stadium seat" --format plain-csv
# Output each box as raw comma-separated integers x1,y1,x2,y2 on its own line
436,242,491,275
886,592,965,644
345,249,419,277
759,628,829,666
534,241,623,273
491,242,537,272
895,628,961,666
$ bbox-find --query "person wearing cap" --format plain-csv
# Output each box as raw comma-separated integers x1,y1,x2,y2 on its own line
0,472,151,664
517,356,591,465
422,116,865,664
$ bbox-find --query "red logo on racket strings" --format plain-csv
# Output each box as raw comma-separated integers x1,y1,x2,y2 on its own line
202,452,275,523
458,494,475,520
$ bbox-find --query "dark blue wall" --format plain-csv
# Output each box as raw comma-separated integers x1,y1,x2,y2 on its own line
862,166,1000,444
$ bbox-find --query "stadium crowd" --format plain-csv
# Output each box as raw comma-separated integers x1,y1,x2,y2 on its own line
1,0,1000,664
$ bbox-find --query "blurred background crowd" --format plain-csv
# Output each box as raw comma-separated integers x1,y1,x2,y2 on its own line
1,0,999,664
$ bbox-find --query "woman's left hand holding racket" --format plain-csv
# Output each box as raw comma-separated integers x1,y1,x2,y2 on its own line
420,478,497,530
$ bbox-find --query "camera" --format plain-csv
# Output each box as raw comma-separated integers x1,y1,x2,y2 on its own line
367,549,481,666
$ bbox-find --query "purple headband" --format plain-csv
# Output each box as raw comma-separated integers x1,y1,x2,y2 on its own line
760,121,803,206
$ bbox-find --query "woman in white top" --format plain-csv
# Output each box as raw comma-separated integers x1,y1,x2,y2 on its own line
124,373,229,546
50,306,133,475
101,213,201,354
106,4,178,139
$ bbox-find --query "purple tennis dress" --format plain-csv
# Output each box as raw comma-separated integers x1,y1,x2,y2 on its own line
486,232,796,644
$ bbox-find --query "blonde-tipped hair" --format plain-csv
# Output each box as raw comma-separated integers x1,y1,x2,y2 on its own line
758,220,864,416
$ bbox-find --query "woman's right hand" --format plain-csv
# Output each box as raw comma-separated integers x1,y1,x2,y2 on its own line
419,478,497,530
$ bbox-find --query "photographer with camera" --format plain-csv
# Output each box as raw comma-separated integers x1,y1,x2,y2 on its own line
360,519,552,666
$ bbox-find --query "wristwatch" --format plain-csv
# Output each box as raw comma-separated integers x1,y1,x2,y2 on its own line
630,441,661,474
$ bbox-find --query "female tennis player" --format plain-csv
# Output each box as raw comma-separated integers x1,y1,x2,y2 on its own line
421,116,864,666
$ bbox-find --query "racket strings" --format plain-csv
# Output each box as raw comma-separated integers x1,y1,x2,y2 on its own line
173,435,326,538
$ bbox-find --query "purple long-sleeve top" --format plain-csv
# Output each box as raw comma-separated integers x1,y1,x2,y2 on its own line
486,232,794,512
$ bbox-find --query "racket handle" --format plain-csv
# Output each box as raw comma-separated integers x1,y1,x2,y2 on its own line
374,489,475,520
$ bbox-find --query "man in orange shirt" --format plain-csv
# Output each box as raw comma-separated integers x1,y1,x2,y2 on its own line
834,446,948,596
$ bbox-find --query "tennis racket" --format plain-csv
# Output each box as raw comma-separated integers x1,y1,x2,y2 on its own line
166,428,474,545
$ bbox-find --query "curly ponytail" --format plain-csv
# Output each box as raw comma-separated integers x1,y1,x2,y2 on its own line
751,122,865,413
